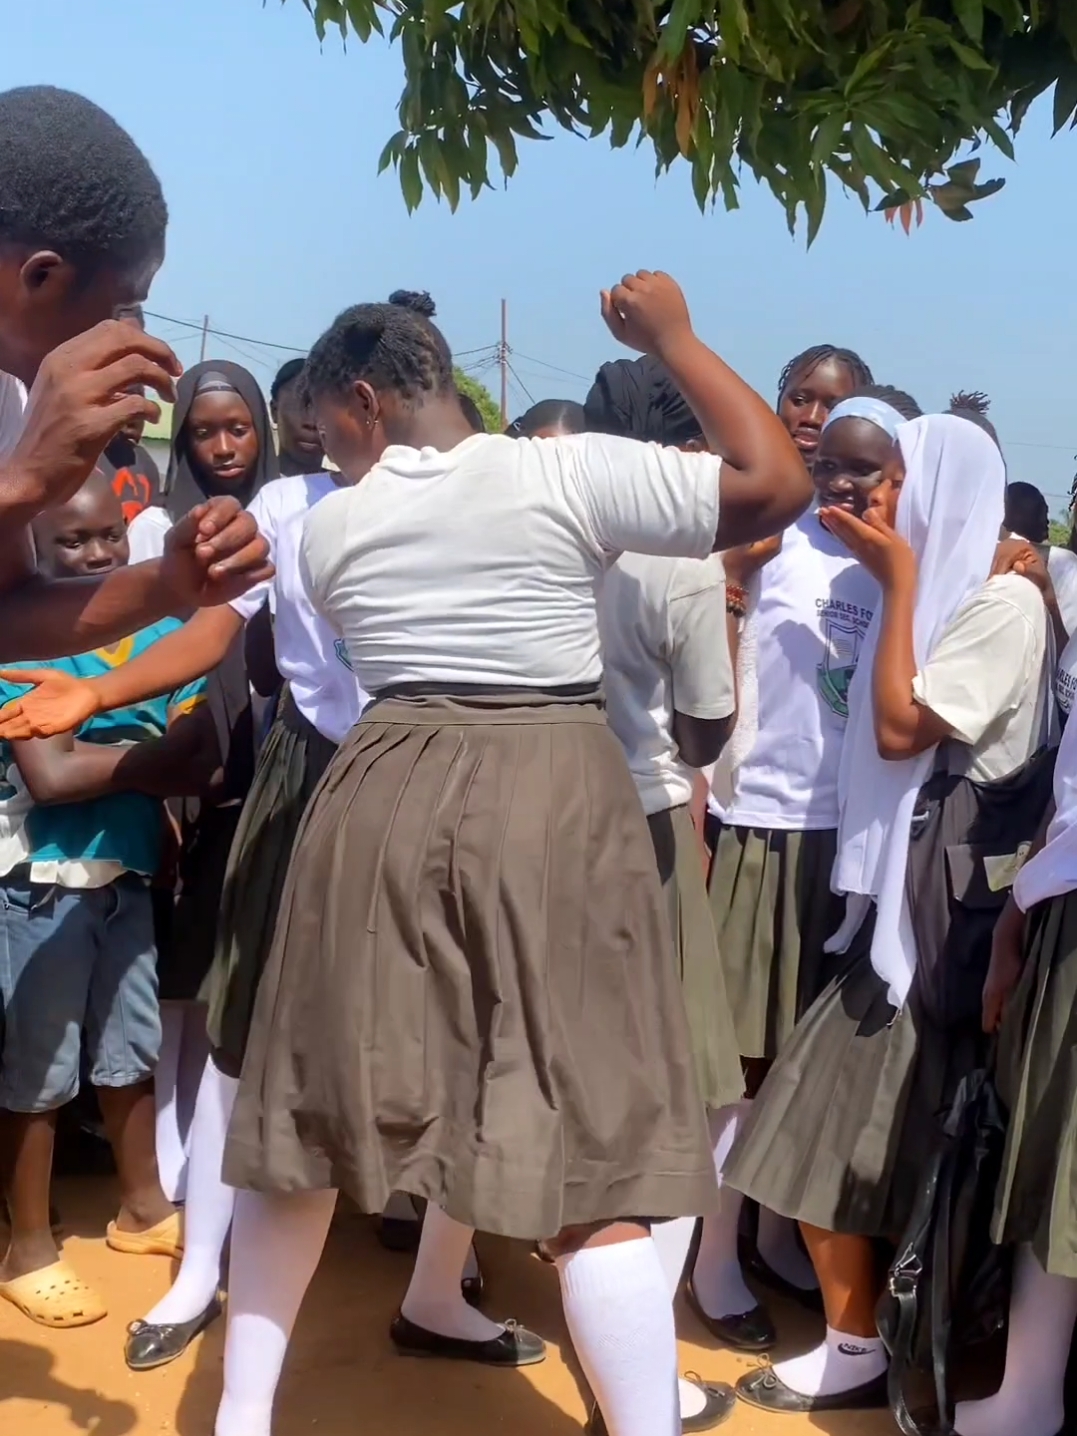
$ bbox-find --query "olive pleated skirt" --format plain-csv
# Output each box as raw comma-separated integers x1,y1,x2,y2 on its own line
725,945,983,1240
992,889,1077,1276
707,824,848,1060
204,692,338,1079
223,692,718,1240
647,805,743,1111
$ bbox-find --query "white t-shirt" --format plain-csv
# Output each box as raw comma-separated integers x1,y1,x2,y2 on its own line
1048,546,1077,637
913,572,1047,781
717,513,879,831
230,474,366,743
0,373,26,459
600,553,733,816
301,432,721,693
126,504,172,564
1057,631,1077,718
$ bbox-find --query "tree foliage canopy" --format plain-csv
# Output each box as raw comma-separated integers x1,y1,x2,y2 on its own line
293,1,1077,239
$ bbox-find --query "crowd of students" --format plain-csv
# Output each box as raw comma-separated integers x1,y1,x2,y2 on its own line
3,80,1077,1436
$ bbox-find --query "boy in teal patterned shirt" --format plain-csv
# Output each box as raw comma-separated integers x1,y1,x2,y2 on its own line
0,473,217,1329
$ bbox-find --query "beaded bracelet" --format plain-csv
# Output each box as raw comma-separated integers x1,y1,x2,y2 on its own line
726,581,748,618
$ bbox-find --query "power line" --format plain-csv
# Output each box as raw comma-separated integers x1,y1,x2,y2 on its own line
144,309,307,355
506,361,536,407
513,349,592,383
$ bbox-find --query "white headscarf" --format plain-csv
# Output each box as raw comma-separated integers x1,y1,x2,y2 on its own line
826,414,1007,1008
822,394,907,440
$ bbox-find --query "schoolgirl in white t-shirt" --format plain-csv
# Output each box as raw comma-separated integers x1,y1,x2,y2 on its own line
727,415,1049,1417
694,379,919,1347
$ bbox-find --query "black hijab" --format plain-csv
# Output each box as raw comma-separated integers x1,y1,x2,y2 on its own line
166,360,276,807
583,354,703,446
164,359,278,522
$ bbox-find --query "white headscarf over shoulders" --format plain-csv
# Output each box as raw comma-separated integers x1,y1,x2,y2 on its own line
827,414,1007,1008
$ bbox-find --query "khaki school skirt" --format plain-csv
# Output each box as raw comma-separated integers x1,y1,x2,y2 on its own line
223,691,718,1240
647,805,743,1111
708,824,848,1060
725,944,982,1241
204,692,338,1079
992,889,1077,1276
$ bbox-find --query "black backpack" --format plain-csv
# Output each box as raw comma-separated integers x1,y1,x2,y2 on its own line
877,1063,1010,1435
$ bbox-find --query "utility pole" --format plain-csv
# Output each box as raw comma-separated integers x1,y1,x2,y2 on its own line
199,314,210,363
499,299,508,427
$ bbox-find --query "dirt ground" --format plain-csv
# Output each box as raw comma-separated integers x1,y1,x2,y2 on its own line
0,1175,896,1436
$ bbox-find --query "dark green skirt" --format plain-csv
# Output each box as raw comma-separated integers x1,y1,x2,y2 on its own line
707,824,848,1060
992,889,1077,1276
725,947,983,1240
647,805,744,1112
204,693,338,1077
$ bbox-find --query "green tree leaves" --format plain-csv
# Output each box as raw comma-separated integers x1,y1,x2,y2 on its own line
290,2,1077,239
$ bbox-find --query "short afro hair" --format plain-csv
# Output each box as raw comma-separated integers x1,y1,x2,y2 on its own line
271,357,306,404
506,399,587,438
0,86,167,273
305,302,454,405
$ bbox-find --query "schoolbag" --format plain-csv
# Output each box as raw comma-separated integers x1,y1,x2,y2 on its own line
876,1063,1010,1435
905,743,1056,1030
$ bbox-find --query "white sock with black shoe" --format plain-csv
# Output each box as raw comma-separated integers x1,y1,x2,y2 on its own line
955,1244,1077,1436
557,1237,679,1436
772,1325,887,1399
690,1101,757,1318
400,1204,502,1343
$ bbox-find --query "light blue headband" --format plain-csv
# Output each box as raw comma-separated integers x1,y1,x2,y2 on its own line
822,395,906,440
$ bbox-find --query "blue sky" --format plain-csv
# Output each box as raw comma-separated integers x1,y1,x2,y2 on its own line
4,0,1076,504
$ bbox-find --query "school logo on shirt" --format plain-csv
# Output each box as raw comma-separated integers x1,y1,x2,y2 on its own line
334,638,354,673
816,600,872,719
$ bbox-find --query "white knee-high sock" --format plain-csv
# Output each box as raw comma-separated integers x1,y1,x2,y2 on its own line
648,1219,710,1420
400,1204,501,1341
557,1237,679,1436
691,1100,756,1318
955,1244,1077,1436
146,1058,238,1327
155,1001,188,1202
214,1188,338,1436
650,1217,697,1298
757,1207,820,1291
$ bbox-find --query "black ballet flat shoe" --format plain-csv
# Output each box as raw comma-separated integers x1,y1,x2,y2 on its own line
534,1240,555,1264
735,1365,888,1414
685,1281,777,1353
389,1313,546,1367
744,1251,825,1315
586,1375,736,1434
124,1296,222,1371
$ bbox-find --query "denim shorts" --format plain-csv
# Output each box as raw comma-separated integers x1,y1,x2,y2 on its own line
0,872,160,1113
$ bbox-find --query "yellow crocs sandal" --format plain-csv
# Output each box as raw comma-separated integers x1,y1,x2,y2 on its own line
106,1211,184,1259
0,1261,107,1327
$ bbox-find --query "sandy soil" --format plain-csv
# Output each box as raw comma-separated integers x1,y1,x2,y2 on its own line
0,1175,895,1435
